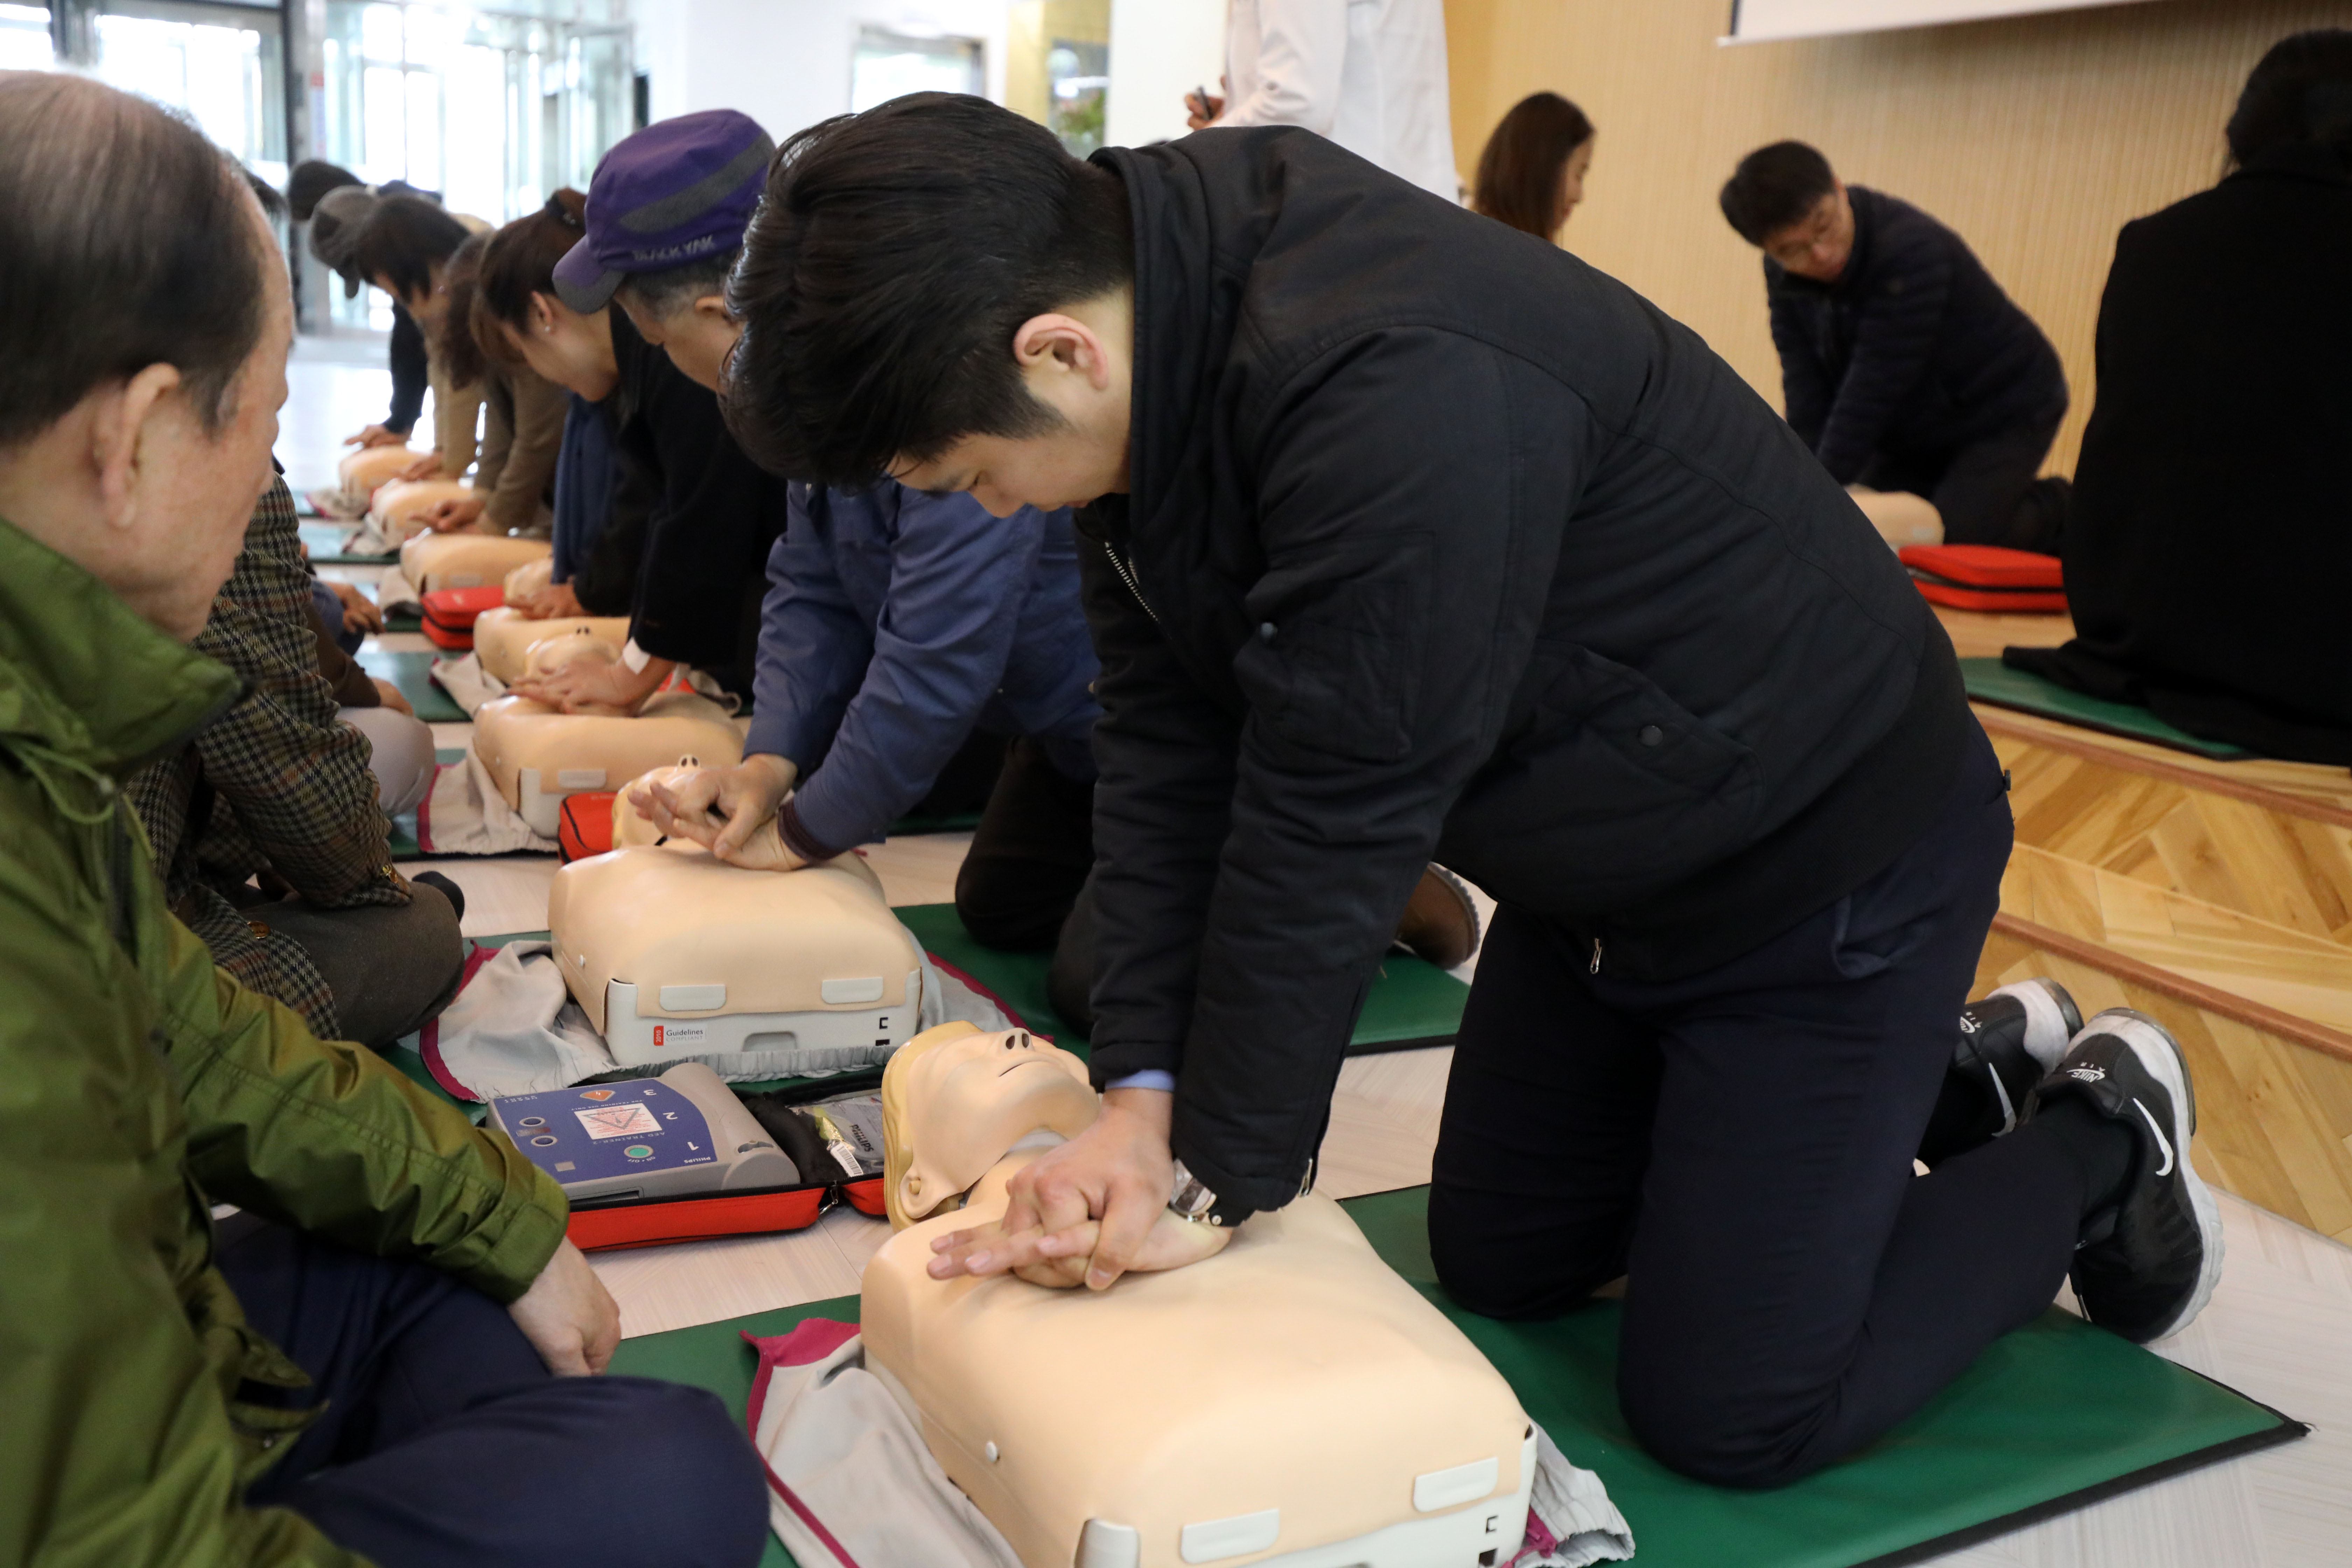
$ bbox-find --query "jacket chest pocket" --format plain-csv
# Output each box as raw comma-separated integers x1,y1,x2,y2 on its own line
1230,532,1433,764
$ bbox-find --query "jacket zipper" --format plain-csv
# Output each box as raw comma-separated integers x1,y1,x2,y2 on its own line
1589,937,1603,975
1107,543,1162,626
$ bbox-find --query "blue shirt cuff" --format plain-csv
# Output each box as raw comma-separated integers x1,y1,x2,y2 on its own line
1104,1069,1175,1094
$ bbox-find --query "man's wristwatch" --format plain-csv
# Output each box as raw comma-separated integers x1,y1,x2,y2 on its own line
1168,1159,1220,1226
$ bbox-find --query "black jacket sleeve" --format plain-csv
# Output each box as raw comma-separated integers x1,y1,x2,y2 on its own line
1813,232,1953,483
1766,269,1832,451
1090,330,1594,1217
386,304,427,437
621,349,785,670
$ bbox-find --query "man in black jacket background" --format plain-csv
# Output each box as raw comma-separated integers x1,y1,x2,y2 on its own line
1722,142,2072,554
720,95,2217,1489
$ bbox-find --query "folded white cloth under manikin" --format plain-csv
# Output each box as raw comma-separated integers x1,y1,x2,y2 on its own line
414,747,553,856
372,564,421,610
421,936,1015,1100
427,651,506,717
744,1322,1634,1568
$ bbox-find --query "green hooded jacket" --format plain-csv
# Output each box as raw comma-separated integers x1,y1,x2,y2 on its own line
0,515,569,1568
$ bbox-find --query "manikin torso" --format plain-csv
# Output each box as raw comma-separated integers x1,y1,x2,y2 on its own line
864,1024,1532,1568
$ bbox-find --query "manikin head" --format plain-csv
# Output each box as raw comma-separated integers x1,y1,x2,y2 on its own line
725,93,1137,518
0,72,292,641
1472,91,1596,242
1721,140,1853,284
612,756,716,847
560,110,773,394
524,624,622,680
881,1022,1098,1228
473,191,620,401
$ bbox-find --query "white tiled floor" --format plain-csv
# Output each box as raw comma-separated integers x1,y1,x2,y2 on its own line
284,342,2352,1568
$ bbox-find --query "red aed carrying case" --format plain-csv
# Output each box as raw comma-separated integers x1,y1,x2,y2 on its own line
419,585,509,651
556,792,618,863
1898,544,2067,613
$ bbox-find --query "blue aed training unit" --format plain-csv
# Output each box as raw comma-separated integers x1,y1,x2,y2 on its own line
488,1061,797,1202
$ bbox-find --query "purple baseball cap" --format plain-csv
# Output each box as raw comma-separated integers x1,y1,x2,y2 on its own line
554,109,776,313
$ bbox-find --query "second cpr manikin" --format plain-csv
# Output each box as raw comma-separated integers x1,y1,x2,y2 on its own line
864,1023,1534,1568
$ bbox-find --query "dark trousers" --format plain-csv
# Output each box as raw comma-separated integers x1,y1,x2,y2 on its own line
232,880,465,1047
1429,733,2083,1488
219,1218,768,1568
1860,416,2070,554
955,735,1095,952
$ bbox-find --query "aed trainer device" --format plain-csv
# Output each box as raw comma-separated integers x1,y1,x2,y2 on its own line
488,1061,798,1202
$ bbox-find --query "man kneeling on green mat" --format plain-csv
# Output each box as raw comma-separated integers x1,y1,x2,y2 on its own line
720,94,2225,1489
0,76,764,1567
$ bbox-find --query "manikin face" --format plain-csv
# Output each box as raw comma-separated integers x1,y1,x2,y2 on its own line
887,297,1134,517
508,293,620,400
1760,184,1855,283
618,289,741,393
1555,136,1595,232
891,1027,1097,1220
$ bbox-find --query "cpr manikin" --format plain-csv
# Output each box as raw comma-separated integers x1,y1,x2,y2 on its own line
335,443,422,511
368,477,477,546
471,687,741,834
546,839,922,1075
468,612,633,685
400,530,551,594
864,1023,1535,1568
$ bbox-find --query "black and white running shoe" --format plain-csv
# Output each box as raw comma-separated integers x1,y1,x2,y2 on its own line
2033,1008,2225,1344
1956,978,2083,1136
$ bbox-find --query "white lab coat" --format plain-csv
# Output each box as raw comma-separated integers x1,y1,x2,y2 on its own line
1215,0,1459,202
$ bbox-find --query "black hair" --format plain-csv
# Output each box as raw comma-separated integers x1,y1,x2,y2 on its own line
2226,29,2352,172
353,194,470,304
0,74,264,448
473,190,589,365
1719,141,1838,246
618,248,739,322
287,159,360,221
723,93,1133,486
244,168,288,220
1473,92,1595,239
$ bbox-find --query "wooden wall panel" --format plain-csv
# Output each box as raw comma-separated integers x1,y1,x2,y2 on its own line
1441,0,2352,475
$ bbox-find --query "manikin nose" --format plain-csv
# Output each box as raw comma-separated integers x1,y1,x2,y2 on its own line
1002,1030,1032,1052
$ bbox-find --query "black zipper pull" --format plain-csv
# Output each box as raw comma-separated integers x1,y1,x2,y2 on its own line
1589,937,1603,976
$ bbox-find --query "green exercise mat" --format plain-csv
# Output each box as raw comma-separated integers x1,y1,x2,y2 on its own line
610,1185,2302,1568
1961,657,2250,761
298,519,397,566
896,901,1469,1055
354,646,466,722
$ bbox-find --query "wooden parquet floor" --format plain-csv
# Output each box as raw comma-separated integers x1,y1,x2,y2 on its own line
1961,665,2352,1244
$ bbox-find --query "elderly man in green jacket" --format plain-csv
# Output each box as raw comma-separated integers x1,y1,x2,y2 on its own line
0,75,765,1568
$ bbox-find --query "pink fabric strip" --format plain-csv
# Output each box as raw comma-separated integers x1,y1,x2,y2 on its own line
413,762,447,852
416,941,498,1101
741,1320,866,1568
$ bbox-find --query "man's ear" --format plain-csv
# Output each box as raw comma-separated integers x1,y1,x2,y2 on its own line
691,293,731,326
1010,313,1112,391
91,363,186,534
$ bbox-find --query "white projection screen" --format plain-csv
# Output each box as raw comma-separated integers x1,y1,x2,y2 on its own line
1726,0,2171,44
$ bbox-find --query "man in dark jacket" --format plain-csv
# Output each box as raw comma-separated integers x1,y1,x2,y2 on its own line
1721,141,2071,554
722,94,2219,1488
2007,31,2352,763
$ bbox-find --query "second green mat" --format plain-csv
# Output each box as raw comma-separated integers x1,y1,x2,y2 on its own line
611,1186,2302,1568
1962,657,2250,760
356,646,467,723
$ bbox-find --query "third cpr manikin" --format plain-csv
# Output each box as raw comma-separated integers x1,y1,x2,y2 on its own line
863,1023,1534,1568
